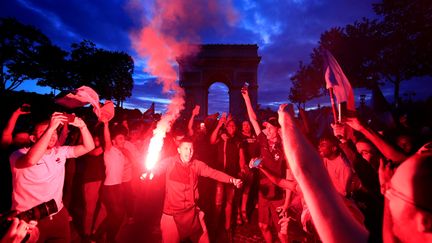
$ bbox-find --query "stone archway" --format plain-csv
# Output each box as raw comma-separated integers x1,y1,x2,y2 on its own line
178,44,261,120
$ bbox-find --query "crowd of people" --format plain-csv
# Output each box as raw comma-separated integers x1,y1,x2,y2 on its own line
0,85,431,243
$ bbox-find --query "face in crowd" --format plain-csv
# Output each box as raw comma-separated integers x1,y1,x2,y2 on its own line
226,120,237,136
396,135,414,154
178,141,194,164
385,153,432,242
263,117,280,141
318,139,338,159
242,121,252,134
355,141,375,162
113,134,126,148
30,122,58,149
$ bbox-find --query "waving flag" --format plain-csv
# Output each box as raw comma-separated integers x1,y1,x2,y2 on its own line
323,50,356,112
142,102,155,118
55,86,101,118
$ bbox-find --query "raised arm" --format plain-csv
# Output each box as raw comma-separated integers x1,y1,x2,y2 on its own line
188,105,200,137
196,160,242,188
278,104,368,243
102,121,112,152
210,114,226,144
56,123,69,146
346,117,407,163
69,116,95,157
241,87,261,136
332,123,380,194
282,169,294,211
1,105,30,148
249,159,296,191
15,112,67,168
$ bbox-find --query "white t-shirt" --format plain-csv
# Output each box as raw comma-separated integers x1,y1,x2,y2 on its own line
323,155,352,196
123,141,141,182
103,146,125,185
9,146,76,212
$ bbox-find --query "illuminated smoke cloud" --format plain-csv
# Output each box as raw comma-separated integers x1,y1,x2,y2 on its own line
129,0,238,170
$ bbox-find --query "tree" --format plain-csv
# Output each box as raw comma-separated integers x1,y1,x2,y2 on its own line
70,40,134,106
288,61,324,109
296,1,432,106
319,20,383,89
373,0,432,106
35,44,73,91
0,18,51,92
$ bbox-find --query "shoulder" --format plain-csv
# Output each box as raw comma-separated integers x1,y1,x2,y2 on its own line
192,159,207,168
9,147,29,163
104,147,123,160
56,146,73,155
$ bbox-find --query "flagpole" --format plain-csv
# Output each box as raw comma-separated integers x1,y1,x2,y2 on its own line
328,87,338,123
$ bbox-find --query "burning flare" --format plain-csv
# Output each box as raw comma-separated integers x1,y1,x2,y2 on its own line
129,0,238,174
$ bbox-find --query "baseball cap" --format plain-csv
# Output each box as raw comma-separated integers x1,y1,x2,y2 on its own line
263,117,280,128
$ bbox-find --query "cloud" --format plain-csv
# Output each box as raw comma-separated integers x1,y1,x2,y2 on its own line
1,0,385,113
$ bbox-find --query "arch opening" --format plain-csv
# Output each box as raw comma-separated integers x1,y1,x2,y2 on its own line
208,82,229,115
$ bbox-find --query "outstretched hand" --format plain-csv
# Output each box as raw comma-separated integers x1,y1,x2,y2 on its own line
331,123,346,139
277,104,295,128
49,112,69,130
15,104,31,115
345,117,363,131
1,218,38,243
218,112,227,126
230,178,243,188
69,116,87,129
192,105,200,116
241,86,249,98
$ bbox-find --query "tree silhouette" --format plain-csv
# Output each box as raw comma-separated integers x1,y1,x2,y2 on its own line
373,0,432,106
70,40,134,106
0,17,51,92
288,61,324,109
291,0,432,106
35,44,72,91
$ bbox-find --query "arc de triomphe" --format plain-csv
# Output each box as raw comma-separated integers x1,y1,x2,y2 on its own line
178,44,261,120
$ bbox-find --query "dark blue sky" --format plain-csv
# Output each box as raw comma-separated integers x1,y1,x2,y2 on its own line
2,0,429,113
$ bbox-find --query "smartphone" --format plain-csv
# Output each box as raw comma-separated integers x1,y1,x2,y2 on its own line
200,122,205,130
64,113,76,123
252,157,263,168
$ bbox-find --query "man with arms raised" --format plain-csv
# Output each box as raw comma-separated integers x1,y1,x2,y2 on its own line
146,137,242,243
277,104,432,243
9,112,95,242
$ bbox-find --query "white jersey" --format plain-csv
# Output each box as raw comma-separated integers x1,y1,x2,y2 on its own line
9,146,76,212
103,146,125,185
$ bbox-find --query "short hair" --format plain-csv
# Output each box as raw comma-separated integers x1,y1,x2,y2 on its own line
111,125,128,138
31,120,50,136
319,134,339,147
177,137,194,147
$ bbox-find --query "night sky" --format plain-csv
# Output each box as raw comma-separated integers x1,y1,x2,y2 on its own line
1,0,429,113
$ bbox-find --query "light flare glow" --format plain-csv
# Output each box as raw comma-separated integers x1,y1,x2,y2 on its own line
130,0,238,175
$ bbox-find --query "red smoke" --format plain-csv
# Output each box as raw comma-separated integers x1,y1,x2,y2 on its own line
129,0,238,169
